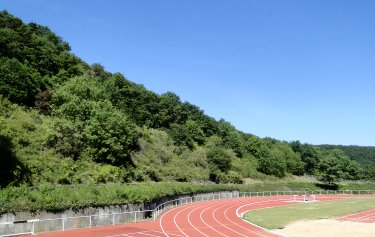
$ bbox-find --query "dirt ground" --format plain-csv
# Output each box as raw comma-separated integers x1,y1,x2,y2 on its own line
272,219,375,237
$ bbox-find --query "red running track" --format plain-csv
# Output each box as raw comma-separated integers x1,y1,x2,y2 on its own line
36,195,369,237
336,208,375,223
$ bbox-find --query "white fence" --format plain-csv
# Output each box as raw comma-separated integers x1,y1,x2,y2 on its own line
239,189,375,197
1,190,374,236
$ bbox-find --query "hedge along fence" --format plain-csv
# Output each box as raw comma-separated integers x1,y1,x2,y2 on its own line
3,181,375,214
0,183,239,214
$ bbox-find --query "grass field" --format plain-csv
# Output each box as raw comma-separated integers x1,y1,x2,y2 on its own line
243,198,375,229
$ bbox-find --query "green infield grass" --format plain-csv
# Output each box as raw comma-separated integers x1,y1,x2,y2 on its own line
243,197,375,229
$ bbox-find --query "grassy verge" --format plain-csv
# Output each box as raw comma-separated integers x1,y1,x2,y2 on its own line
243,198,375,229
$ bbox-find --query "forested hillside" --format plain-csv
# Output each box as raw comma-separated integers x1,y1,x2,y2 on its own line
319,145,375,179
0,11,372,190
318,145,375,165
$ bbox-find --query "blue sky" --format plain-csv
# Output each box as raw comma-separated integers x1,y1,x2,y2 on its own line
2,0,375,146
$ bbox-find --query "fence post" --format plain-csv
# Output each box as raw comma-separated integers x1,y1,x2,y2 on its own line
32,221,35,235
113,214,115,226
89,216,92,228
134,212,137,223
62,218,65,231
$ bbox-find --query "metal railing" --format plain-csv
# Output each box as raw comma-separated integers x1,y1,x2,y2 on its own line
1,190,374,236
239,189,375,197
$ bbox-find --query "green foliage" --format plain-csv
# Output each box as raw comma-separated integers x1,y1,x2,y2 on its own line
206,147,234,183
51,76,139,166
0,183,238,213
0,10,86,106
45,117,84,160
104,73,161,127
317,149,363,186
217,119,245,157
186,119,205,145
220,171,244,184
0,118,29,187
207,147,232,173
132,129,209,182
257,148,287,178
290,140,320,174
0,57,42,105
318,155,343,187
319,145,375,165
82,102,138,166
51,76,108,121
276,143,305,175
168,123,195,148
231,156,259,179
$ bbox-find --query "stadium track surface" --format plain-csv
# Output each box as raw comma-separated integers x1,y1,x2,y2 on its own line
35,195,372,237
336,208,375,223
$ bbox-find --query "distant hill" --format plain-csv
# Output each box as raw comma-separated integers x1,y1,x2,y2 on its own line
318,145,375,166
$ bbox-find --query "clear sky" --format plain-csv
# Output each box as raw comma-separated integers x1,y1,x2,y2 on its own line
2,0,375,146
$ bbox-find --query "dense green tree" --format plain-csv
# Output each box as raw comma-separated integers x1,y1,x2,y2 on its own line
186,119,205,145
245,135,270,159
0,10,88,108
317,154,343,187
45,118,84,160
0,57,42,106
257,148,287,178
207,147,232,173
168,123,194,149
364,165,375,180
51,76,139,166
155,92,183,128
319,144,375,168
88,63,110,80
277,143,305,175
318,149,363,186
82,102,139,166
290,141,321,174
104,73,160,127
51,76,108,121
217,119,245,157
206,147,233,182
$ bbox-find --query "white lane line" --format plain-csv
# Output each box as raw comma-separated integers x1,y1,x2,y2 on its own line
212,199,284,237
194,197,282,237
212,202,251,237
235,198,304,237
347,211,375,222
187,203,210,237
224,198,292,237
199,201,230,237
160,204,194,237
106,230,161,237
337,208,375,221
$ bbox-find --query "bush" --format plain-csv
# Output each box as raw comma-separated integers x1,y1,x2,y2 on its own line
0,182,239,213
